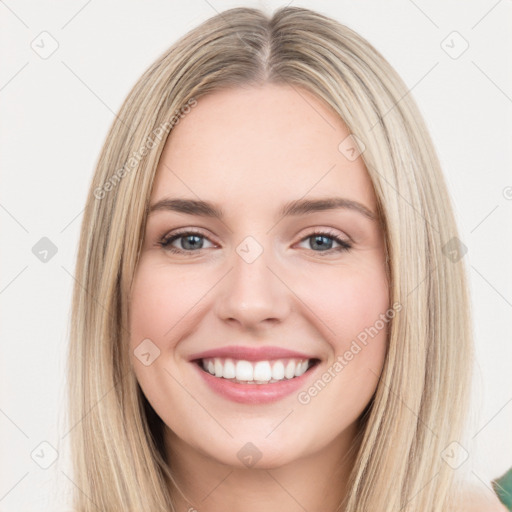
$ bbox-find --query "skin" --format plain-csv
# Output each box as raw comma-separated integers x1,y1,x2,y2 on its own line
129,83,391,511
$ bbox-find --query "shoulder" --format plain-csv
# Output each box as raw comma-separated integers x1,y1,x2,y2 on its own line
456,484,508,512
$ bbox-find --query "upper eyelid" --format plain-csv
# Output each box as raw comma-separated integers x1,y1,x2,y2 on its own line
162,227,217,243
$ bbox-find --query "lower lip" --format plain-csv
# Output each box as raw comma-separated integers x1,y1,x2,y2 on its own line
192,360,320,404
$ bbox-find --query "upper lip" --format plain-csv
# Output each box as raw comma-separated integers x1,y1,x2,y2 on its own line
189,345,319,362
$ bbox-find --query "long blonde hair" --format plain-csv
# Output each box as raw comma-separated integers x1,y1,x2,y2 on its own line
66,6,474,511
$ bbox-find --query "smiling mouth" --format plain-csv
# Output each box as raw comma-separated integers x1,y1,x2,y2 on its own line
194,357,321,385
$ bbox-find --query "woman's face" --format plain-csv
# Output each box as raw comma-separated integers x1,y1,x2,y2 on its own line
129,84,390,469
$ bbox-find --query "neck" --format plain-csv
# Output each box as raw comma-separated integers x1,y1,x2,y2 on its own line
164,422,361,512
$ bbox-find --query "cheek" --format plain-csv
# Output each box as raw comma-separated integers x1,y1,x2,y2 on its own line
294,261,389,409
128,259,221,401
335,268,390,375
341,269,389,343
128,262,193,417
129,260,205,348
297,260,390,343
282,267,389,454
129,272,173,345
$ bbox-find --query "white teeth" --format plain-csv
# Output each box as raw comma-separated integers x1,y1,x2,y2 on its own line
235,360,253,381
272,361,285,380
223,358,236,379
201,357,314,384
253,361,272,382
285,360,296,379
295,360,309,377
214,358,223,378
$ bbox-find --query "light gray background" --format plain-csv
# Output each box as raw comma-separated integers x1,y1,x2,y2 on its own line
1,1,511,510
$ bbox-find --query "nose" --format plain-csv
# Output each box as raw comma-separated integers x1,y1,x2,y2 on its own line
213,239,291,331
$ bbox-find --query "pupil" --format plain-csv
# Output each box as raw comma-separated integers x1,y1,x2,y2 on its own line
183,235,202,250
313,235,332,251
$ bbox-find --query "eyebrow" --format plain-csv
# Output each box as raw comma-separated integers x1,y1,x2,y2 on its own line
148,196,377,221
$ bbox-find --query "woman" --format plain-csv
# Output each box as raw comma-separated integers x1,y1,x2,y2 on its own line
67,6,506,511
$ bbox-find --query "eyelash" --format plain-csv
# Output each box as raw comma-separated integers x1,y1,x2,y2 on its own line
158,228,352,256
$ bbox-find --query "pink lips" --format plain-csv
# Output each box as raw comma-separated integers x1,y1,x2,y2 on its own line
188,345,317,362
188,345,321,404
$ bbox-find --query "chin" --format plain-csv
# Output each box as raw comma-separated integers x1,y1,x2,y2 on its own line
207,438,308,470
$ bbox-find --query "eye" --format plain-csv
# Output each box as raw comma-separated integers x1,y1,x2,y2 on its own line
158,229,215,254
296,229,352,254
157,228,352,255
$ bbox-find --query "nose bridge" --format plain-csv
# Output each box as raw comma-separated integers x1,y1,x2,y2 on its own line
214,233,290,327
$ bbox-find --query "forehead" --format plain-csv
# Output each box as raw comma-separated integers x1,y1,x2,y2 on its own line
151,84,376,209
